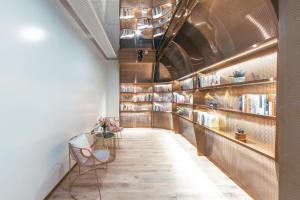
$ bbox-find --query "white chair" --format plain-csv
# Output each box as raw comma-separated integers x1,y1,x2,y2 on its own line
68,133,110,200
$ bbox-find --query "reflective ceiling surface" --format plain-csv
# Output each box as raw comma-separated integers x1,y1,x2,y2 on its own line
118,0,278,83
156,0,278,80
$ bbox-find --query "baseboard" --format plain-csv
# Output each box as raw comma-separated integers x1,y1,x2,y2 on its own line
43,163,77,200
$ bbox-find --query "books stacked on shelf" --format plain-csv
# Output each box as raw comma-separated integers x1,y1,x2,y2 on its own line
120,8,134,19
198,74,221,88
133,94,152,101
239,94,276,116
154,85,172,92
121,103,152,111
152,6,163,18
153,103,171,112
153,93,172,102
179,78,193,90
121,86,135,93
177,107,193,121
121,85,152,93
121,104,134,111
173,93,193,104
196,111,219,128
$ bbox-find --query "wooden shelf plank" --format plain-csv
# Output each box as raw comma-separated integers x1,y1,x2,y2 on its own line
194,123,275,160
172,112,194,123
174,102,195,106
153,91,173,94
153,111,172,113
196,79,276,91
120,92,153,94
120,110,152,113
173,89,195,93
195,105,276,119
120,100,153,103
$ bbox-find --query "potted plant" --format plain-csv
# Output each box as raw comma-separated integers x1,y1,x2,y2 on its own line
230,70,246,83
235,128,247,142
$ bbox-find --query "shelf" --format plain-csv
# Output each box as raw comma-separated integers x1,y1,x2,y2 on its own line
172,112,194,123
173,89,194,93
120,110,152,113
120,101,153,103
196,105,276,119
153,91,173,94
177,38,278,80
194,123,275,160
153,101,172,103
174,102,195,106
153,111,172,113
120,92,153,94
196,79,276,91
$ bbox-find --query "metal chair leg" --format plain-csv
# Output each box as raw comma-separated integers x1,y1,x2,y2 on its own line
94,167,102,200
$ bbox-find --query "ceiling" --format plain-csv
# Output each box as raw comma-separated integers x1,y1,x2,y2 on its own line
92,0,120,53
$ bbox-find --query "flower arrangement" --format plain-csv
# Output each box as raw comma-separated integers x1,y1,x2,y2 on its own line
99,117,110,131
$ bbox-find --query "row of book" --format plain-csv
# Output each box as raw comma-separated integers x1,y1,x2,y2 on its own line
239,94,276,116
173,93,193,104
153,104,171,112
179,78,194,90
198,74,221,88
153,85,172,92
196,111,219,128
121,87,152,93
177,107,193,120
120,8,133,18
121,104,152,111
152,6,164,18
133,95,152,102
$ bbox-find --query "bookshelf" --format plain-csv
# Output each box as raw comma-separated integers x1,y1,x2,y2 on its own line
120,47,277,160
119,39,278,200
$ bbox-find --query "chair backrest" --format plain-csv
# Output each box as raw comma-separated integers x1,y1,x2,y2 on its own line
69,133,92,165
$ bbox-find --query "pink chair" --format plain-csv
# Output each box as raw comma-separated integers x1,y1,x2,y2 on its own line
106,117,123,146
68,133,110,200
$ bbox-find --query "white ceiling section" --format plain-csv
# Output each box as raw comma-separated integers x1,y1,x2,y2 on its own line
64,0,118,59
92,0,120,53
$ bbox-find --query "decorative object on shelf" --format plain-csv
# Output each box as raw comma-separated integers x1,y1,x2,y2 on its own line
230,70,246,83
235,128,247,142
205,95,218,109
198,74,221,88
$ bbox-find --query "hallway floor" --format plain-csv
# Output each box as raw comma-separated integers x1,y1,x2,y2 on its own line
47,128,252,200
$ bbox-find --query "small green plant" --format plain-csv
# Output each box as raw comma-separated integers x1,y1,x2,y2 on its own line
237,128,245,134
231,70,246,78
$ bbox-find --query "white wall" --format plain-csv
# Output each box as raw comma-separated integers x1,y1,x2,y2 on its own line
0,0,118,199
106,60,120,117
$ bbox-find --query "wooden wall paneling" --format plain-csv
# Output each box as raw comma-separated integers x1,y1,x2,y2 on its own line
153,112,173,129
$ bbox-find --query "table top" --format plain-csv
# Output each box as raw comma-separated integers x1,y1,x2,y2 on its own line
95,131,115,139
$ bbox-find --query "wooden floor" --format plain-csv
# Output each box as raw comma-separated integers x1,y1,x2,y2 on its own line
47,128,252,200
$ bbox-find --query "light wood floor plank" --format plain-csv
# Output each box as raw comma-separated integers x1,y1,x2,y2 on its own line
47,128,252,200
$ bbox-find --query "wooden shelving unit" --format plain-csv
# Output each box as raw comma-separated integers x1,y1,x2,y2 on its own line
120,41,277,161
194,123,275,159
196,104,276,119
197,79,276,91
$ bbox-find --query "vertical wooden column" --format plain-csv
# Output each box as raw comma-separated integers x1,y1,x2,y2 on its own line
278,1,300,199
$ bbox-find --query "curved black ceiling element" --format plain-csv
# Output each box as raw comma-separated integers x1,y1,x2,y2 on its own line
157,0,278,80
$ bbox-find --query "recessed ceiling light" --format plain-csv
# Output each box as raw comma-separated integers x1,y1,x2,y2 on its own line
18,26,47,43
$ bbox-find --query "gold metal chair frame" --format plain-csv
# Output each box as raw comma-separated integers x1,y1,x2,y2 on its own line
68,133,116,200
